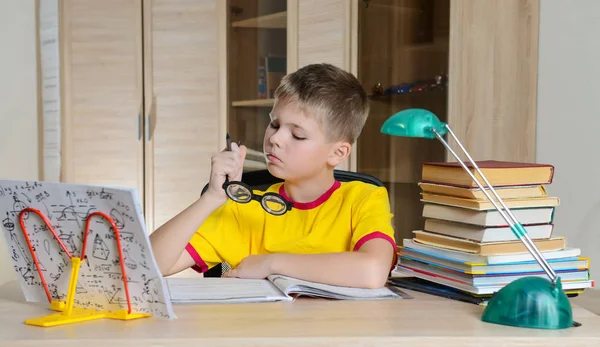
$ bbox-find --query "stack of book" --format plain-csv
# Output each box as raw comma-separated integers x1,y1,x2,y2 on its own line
394,160,594,304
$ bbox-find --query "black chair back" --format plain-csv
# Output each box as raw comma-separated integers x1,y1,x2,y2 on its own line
201,169,383,196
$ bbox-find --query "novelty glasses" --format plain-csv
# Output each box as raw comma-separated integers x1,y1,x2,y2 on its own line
223,134,293,216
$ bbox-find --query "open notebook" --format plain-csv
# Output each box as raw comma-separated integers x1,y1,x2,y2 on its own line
166,275,410,303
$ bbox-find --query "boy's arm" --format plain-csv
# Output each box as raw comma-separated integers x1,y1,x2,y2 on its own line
224,238,394,289
271,239,394,288
149,193,223,276
149,142,247,276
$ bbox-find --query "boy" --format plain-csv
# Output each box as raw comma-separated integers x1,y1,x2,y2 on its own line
150,63,396,289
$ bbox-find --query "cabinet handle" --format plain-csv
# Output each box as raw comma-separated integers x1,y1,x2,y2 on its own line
145,114,150,142
146,95,156,141
137,112,143,141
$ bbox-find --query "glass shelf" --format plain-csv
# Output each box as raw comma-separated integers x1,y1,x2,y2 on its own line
231,98,275,107
231,11,287,29
227,0,287,168
368,85,447,100
356,0,450,242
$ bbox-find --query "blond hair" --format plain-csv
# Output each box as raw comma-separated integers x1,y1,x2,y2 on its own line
273,63,369,144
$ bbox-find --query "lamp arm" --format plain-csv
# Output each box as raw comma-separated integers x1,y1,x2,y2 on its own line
432,126,558,284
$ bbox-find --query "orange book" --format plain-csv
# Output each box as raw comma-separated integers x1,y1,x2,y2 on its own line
418,182,547,200
421,160,554,188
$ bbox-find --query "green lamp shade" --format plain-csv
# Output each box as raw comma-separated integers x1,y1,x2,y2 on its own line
482,277,574,329
380,108,448,139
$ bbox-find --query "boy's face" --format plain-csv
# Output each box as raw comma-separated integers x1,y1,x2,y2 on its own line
263,101,349,182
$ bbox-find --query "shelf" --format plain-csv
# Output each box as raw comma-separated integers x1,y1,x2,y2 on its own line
368,88,447,100
364,3,420,12
232,99,275,107
403,42,449,53
232,11,286,29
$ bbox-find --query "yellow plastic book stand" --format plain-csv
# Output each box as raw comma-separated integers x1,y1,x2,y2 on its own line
18,208,151,327
25,257,150,327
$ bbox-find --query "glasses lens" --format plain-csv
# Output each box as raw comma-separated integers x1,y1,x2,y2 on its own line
261,195,287,215
225,183,252,203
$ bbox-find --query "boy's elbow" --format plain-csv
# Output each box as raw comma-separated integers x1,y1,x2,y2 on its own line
359,258,390,289
160,266,173,277
362,273,388,289
354,239,394,289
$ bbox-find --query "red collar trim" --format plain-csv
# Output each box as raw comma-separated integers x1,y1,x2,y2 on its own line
279,180,341,210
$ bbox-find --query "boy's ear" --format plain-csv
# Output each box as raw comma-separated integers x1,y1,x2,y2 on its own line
328,141,352,166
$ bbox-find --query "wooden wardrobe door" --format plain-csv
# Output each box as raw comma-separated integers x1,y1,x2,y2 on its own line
447,0,539,162
295,0,353,71
143,0,224,233
60,0,144,198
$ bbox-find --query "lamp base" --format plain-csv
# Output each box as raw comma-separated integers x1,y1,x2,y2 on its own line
481,276,573,329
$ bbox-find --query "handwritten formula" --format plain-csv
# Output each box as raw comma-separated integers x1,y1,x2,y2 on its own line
0,180,175,319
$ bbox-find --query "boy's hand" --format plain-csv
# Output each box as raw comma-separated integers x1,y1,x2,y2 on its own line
222,254,274,279
204,141,247,204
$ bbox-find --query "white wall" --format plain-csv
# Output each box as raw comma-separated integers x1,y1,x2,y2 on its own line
537,0,600,282
0,1,38,285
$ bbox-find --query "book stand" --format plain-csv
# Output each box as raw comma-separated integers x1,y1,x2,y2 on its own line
18,207,150,327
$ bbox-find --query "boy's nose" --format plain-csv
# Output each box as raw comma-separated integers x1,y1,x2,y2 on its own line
269,133,281,148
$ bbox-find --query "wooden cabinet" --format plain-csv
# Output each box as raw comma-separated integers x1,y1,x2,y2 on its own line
49,0,539,245
57,0,224,233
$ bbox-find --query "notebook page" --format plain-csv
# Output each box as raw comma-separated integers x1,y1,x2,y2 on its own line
166,277,292,303
268,275,402,300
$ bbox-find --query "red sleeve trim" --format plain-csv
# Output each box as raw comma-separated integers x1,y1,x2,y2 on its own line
186,243,208,273
353,231,398,269
353,231,396,251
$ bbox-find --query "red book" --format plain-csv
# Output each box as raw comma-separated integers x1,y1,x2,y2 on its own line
421,160,555,188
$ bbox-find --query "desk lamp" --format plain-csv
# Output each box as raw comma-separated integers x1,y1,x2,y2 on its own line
380,108,574,330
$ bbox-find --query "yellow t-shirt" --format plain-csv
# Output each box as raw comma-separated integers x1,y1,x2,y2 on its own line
185,180,397,273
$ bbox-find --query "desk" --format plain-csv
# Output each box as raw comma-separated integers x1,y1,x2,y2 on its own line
1,281,599,347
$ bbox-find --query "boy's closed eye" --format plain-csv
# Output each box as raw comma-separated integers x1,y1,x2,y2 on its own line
292,129,306,140
292,134,306,140
269,122,306,140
